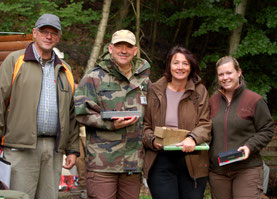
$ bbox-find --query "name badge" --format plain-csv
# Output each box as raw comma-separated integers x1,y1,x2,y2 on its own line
140,96,147,105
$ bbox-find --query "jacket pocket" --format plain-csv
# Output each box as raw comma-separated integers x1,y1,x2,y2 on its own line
58,74,69,92
95,130,122,142
98,82,121,96
97,83,122,110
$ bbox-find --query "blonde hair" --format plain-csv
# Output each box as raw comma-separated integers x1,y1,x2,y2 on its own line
216,56,240,71
213,56,245,92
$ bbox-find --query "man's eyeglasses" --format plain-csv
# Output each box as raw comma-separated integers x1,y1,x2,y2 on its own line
38,29,60,38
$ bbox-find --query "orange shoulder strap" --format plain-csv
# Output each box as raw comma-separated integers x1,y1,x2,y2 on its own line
12,54,25,86
12,57,74,93
62,63,75,94
3,55,24,145
2,54,24,145
9,57,74,104
7,54,25,105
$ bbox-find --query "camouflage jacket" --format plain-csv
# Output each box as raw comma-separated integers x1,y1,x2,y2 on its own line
74,52,151,173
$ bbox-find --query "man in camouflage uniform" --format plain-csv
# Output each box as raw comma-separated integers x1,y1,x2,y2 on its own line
74,29,151,199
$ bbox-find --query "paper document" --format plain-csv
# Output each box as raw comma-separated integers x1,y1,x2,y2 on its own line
0,158,11,188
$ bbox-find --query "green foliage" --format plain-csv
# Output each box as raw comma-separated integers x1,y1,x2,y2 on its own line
1,0,276,108
192,9,246,37
235,28,277,58
166,1,247,36
56,2,101,28
0,0,43,32
233,0,242,6
199,54,221,70
256,7,277,28
238,56,277,99
0,0,100,37
133,0,276,103
227,1,277,99
245,73,272,101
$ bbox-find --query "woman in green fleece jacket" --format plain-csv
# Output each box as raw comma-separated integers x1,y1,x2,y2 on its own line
208,56,275,199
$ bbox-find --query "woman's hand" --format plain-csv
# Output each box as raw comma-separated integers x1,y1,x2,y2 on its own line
176,137,196,153
238,145,250,160
153,139,163,150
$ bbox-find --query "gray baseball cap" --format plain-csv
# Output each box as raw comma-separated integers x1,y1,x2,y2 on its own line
35,14,61,31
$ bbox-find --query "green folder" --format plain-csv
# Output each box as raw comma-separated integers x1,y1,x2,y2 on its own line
163,142,210,151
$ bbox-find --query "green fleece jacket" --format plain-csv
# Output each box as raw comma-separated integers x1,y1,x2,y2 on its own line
209,84,274,173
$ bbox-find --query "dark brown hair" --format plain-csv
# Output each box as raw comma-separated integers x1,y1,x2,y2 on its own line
164,45,200,82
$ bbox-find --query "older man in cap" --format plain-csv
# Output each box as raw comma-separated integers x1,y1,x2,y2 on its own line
0,14,79,198
74,29,151,199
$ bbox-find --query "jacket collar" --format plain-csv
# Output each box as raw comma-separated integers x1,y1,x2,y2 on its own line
151,76,200,97
24,42,62,67
97,53,150,81
151,76,168,95
218,83,245,101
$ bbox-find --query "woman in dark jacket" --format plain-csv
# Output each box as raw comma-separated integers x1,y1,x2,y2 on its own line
143,46,211,199
209,56,275,199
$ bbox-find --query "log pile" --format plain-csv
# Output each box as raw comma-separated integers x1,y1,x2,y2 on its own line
0,34,33,66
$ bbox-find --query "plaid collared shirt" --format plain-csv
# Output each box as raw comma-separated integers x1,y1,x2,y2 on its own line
33,44,58,136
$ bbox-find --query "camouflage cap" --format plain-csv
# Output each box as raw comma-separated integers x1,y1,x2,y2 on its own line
111,30,136,45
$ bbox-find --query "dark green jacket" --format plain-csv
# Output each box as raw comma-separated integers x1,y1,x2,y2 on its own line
209,84,274,173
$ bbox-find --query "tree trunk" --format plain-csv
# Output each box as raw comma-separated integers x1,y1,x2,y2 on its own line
114,0,129,31
229,0,248,55
150,0,159,60
184,19,193,48
86,0,112,70
135,0,141,58
173,19,182,44
172,0,186,44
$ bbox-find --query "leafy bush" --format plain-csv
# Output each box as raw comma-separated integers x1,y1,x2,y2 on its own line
0,0,101,39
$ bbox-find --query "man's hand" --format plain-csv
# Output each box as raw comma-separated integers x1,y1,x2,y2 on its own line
238,145,250,160
113,116,139,129
176,137,196,153
63,154,77,170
